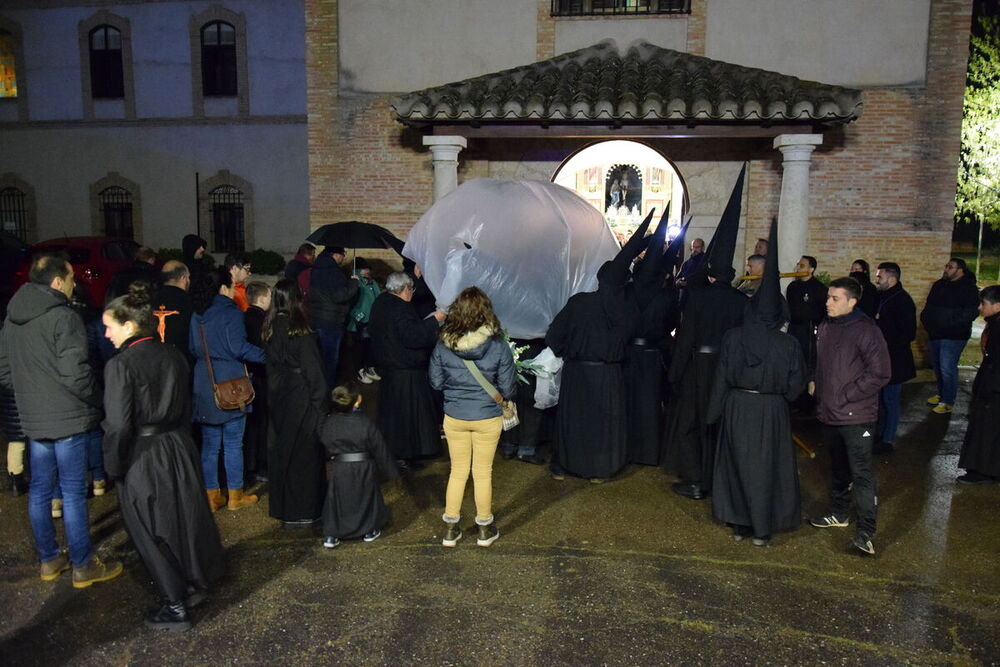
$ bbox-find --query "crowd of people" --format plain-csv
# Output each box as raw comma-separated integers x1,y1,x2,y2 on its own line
0,209,997,632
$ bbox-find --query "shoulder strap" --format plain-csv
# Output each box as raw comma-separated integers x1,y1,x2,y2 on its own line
461,359,502,404
198,323,217,386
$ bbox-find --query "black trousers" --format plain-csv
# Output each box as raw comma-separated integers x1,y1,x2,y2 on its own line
822,423,877,534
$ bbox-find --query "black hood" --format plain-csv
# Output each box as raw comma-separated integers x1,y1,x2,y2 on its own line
6,283,68,326
705,165,746,283
182,234,207,261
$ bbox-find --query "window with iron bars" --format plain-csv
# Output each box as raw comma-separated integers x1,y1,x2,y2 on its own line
551,0,690,16
99,186,133,239
210,185,245,253
0,187,27,241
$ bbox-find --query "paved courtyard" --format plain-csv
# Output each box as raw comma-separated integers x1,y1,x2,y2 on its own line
1,371,997,665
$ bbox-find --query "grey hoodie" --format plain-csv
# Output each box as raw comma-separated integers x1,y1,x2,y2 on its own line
0,283,101,440
429,325,516,421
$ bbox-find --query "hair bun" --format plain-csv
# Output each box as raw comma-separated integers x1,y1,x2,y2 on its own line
331,386,354,407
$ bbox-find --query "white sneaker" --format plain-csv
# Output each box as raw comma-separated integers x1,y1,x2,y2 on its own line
357,369,373,384
366,367,381,381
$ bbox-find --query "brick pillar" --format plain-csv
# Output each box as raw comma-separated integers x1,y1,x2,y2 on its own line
774,134,823,276
423,136,468,202
686,0,707,55
537,0,556,60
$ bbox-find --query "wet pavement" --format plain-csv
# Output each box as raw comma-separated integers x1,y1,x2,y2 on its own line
1,370,998,665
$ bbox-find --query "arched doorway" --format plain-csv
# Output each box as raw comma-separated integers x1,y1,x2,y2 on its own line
552,140,687,245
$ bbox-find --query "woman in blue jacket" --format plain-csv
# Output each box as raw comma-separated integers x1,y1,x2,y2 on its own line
189,268,265,511
429,287,515,548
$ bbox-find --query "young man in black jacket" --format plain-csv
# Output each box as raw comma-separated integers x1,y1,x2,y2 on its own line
873,262,916,454
920,258,979,414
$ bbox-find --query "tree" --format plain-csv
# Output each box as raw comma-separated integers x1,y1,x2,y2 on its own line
956,15,1000,230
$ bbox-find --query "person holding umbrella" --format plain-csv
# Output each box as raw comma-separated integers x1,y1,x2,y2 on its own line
307,246,358,386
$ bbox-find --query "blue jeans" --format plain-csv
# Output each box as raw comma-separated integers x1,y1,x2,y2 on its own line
316,327,344,387
500,440,536,457
929,338,967,405
29,431,97,567
202,417,247,490
879,383,902,444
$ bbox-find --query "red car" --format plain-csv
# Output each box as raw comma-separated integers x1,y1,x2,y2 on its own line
14,237,140,309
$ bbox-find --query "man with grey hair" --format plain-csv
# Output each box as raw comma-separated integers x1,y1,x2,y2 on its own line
367,272,445,471
736,254,765,297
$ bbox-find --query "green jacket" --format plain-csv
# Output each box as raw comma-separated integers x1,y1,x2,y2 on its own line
347,272,381,331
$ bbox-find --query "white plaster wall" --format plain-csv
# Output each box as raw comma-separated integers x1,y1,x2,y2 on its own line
0,123,309,254
554,16,688,55
706,0,931,87
338,0,538,93
3,0,306,121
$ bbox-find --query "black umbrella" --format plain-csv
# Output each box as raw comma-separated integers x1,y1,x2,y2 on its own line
306,221,402,251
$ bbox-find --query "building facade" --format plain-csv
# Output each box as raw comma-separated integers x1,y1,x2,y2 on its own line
307,0,971,320
0,0,309,255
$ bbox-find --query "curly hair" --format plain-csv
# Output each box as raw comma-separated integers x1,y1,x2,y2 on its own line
440,286,501,346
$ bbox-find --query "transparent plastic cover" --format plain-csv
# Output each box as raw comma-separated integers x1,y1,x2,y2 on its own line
403,178,620,339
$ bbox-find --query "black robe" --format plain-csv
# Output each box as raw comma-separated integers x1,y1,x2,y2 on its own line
319,411,399,538
545,268,635,479
625,281,679,465
368,292,442,460
265,316,328,522
243,305,268,479
151,284,194,366
708,323,806,538
102,337,223,603
662,280,747,488
960,313,1000,477
785,277,826,370
504,338,553,452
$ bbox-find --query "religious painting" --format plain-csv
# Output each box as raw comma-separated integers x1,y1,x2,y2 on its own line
605,164,642,212
648,167,664,192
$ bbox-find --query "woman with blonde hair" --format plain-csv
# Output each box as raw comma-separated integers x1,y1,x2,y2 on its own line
429,287,516,547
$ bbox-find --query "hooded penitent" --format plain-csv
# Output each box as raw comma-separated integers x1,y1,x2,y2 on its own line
704,164,746,284
182,234,207,263
596,208,656,327
740,216,789,365
632,204,671,310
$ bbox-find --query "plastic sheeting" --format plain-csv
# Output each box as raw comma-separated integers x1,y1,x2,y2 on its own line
403,178,620,339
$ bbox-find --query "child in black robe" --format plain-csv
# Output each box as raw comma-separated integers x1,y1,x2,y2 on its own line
319,384,398,548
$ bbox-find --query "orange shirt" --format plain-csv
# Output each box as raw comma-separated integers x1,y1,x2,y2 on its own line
233,282,249,312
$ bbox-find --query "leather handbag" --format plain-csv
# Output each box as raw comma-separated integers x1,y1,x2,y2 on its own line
461,359,519,431
199,324,255,412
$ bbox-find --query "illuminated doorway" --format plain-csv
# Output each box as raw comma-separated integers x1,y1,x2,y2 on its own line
552,140,686,244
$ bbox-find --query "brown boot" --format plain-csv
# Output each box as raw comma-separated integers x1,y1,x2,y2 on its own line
206,489,226,513
227,488,258,511
72,554,123,589
39,552,70,582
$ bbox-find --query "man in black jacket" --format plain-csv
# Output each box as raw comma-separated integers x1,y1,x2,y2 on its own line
873,262,916,454
786,255,827,369
0,252,123,586
151,261,194,364
920,258,979,414
308,246,358,385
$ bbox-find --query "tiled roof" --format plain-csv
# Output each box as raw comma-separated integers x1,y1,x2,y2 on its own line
393,39,863,125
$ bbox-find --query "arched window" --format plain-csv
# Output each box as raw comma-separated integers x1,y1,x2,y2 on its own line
99,186,133,238
201,21,237,96
0,186,27,240
89,25,124,99
0,29,17,98
210,185,245,252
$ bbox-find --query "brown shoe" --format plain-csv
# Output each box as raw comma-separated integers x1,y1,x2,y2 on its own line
39,552,70,582
226,488,258,511
72,554,123,589
206,489,226,513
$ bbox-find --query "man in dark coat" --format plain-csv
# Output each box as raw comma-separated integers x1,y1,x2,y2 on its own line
152,261,194,364
709,218,806,546
785,255,827,370
663,167,748,500
958,285,1000,484
920,258,980,414
105,246,160,304
284,243,316,282
675,237,704,309
546,212,653,481
0,252,122,585
873,262,916,454
308,246,359,386
809,277,890,556
368,271,445,467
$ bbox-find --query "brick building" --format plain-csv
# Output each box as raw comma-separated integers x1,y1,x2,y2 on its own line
307,0,973,354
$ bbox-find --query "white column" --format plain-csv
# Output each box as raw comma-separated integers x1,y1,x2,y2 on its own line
773,133,823,276
423,135,467,202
